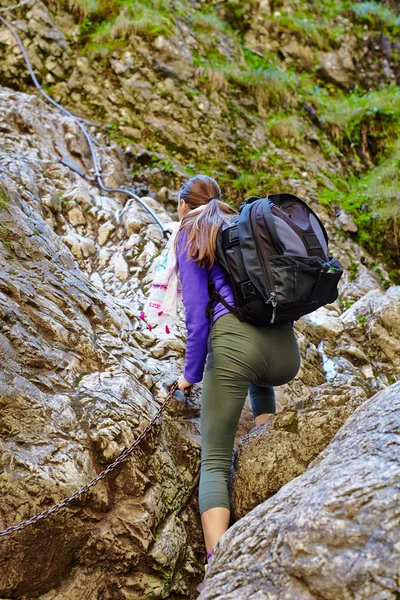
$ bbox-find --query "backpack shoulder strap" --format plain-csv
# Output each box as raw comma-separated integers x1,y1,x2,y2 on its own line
206,279,242,322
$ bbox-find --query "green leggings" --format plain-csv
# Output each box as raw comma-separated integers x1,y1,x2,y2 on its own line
199,313,301,515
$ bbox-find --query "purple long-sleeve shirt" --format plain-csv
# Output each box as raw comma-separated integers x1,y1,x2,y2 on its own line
177,236,235,383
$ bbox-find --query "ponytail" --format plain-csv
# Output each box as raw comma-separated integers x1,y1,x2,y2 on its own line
177,175,237,268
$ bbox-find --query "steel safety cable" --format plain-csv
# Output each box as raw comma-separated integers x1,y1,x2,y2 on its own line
0,13,170,237
0,0,34,13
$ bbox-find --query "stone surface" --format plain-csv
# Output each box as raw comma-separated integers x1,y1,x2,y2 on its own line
337,209,358,233
0,1,399,597
201,382,400,599
0,87,257,599
318,51,355,88
230,376,370,519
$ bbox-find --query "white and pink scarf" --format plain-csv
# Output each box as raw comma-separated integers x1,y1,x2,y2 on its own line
140,223,183,334
141,205,207,334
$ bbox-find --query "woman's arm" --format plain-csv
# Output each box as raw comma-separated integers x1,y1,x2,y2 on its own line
177,236,211,384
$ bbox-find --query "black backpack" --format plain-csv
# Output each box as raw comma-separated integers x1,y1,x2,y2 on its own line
208,194,343,326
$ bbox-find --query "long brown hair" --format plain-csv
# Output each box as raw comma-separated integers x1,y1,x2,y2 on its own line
177,175,237,268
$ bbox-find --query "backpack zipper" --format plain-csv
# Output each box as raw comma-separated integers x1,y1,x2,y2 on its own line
250,201,278,324
265,292,277,324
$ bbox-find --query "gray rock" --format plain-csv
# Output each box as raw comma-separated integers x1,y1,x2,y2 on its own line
336,209,358,233
318,51,355,88
201,382,400,599
230,376,369,519
0,87,255,600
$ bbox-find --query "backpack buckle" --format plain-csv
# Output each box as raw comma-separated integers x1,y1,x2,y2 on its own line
229,226,239,243
241,280,256,300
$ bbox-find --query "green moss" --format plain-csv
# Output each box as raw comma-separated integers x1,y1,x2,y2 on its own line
357,314,366,325
0,187,10,211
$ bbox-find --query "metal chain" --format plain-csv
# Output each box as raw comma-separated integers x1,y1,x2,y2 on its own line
0,381,180,538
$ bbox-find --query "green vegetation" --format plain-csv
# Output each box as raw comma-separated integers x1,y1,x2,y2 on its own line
190,11,227,35
349,2,400,34
76,0,190,54
0,186,10,211
0,223,13,253
357,314,366,325
276,13,326,48
340,298,356,311
319,137,400,278
65,0,400,279
89,3,175,43
313,85,400,281
225,64,296,107
318,86,400,152
150,156,176,173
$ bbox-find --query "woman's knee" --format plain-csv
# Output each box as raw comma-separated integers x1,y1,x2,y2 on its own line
199,466,231,514
271,338,301,384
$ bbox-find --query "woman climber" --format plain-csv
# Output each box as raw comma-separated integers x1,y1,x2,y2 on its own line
144,175,301,567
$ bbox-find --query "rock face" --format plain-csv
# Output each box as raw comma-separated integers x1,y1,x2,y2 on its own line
0,84,259,599
0,1,399,597
201,382,400,600
0,88,201,599
230,376,369,519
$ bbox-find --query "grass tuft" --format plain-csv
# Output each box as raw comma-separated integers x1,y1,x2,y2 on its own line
195,66,229,92
91,2,174,42
190,11,226,34
224,64,296,107
265,114,305,147
316,86,400,155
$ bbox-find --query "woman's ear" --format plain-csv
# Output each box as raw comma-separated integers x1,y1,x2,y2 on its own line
178,198,189,219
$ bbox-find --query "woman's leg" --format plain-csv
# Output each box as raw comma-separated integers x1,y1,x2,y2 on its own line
201,507,230,554
198,316,301,553
199,318,253,553
250,322,301,425
249,383,275,426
